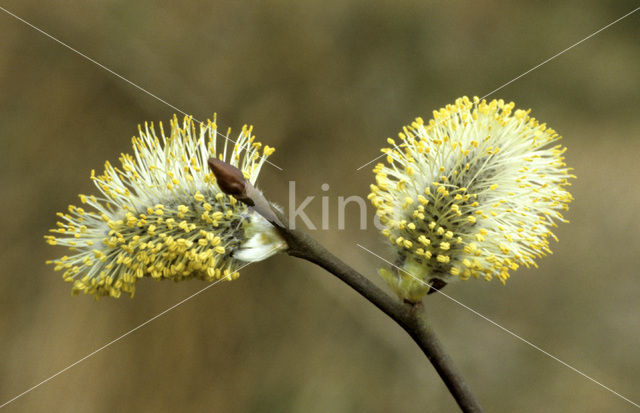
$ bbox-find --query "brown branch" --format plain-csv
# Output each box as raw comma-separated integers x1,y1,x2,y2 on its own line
209,158,484,413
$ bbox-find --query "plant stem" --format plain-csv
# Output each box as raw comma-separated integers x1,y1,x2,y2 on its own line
208,159,484,412
278,222,484,413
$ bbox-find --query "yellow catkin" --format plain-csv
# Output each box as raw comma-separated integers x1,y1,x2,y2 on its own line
369,97,574,301
46,115,285,299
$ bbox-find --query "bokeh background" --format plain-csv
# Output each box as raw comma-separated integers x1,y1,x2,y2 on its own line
1,1,639,412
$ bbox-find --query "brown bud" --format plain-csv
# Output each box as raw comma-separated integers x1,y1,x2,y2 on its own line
207,158,247,199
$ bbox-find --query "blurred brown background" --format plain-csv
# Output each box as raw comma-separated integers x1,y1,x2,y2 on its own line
1,1,639,412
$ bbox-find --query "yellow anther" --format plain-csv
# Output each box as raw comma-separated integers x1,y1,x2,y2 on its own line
436,254,450,263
